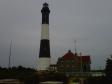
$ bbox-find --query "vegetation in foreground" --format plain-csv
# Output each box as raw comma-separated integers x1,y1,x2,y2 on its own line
0,56,112,84
0,66,67,84
0,66,39,84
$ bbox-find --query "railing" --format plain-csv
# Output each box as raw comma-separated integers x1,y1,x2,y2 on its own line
55,71,105,77
65,72,91,77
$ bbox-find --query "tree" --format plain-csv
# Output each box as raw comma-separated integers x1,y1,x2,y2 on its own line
105,55,112,77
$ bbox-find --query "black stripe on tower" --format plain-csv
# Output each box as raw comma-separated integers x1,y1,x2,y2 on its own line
39,39,50,58
41,3,50,24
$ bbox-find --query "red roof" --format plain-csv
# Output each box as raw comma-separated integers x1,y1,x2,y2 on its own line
62,50,91,63
62,50,78,60
81,56,91,63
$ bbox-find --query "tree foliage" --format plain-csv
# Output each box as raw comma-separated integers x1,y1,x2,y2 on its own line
0,66,38,84
105,56,112,77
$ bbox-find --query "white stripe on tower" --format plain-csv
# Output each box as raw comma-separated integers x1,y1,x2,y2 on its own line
37,3,51,71
41,24,49,40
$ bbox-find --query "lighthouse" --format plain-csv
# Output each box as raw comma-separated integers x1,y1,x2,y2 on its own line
38,3,51,71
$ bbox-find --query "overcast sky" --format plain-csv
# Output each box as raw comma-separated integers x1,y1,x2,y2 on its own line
0,0,112,70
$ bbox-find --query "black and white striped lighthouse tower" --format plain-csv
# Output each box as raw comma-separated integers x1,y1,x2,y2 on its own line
38,3,51,71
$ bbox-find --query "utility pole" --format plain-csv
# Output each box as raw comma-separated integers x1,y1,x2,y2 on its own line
74,40,77,54
80,52,83,72
8,40,12,68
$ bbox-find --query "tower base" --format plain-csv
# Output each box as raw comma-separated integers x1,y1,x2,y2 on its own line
37,58,50,71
